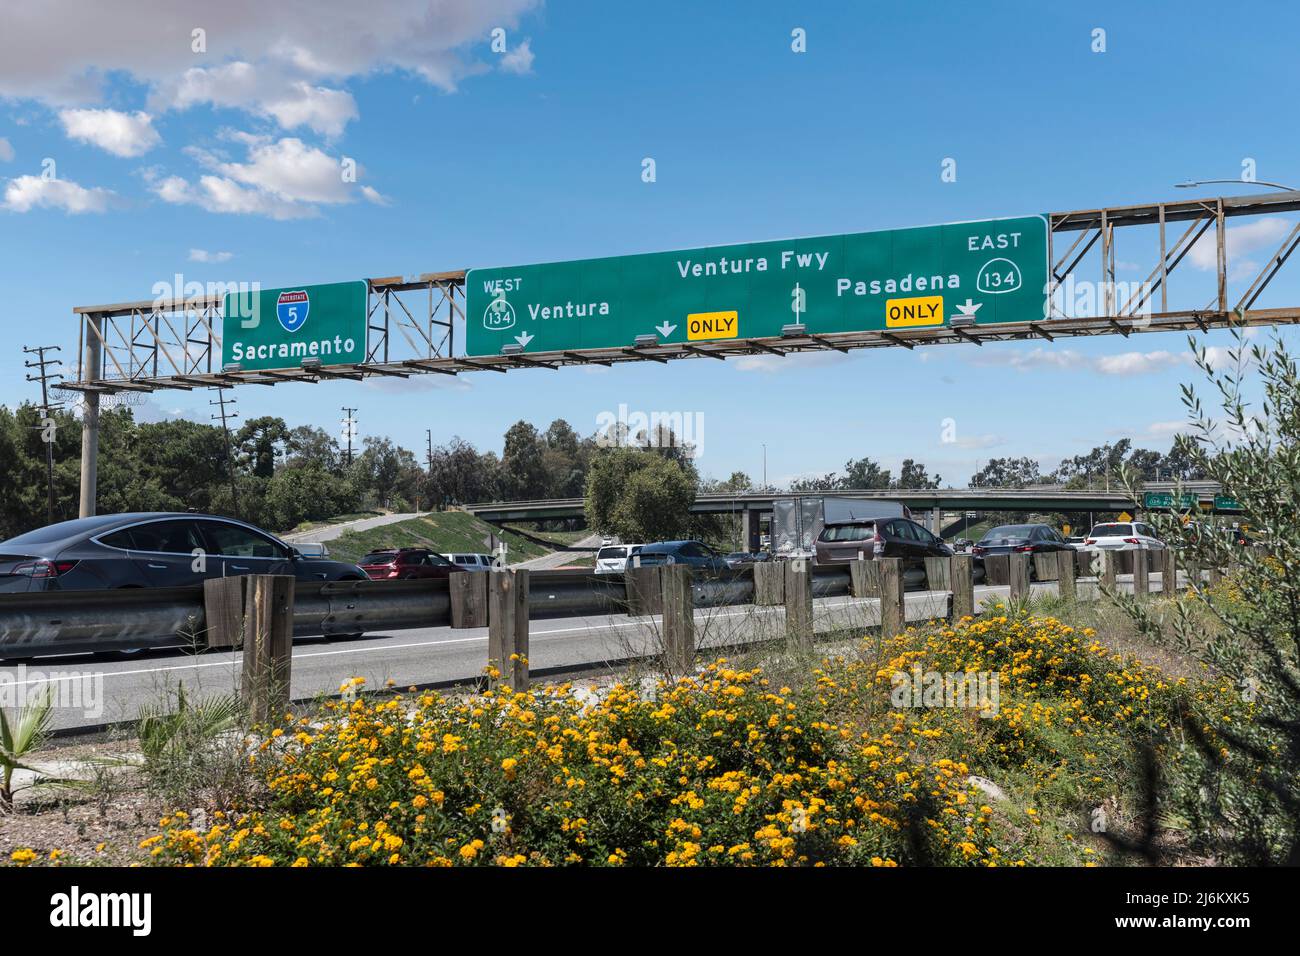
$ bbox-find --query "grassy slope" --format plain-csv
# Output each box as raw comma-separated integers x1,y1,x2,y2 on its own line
327,512,555,565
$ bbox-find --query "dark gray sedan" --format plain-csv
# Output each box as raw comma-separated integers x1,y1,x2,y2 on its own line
0,512,368,593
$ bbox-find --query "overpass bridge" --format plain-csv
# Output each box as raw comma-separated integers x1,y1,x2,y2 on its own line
464,481,1232,549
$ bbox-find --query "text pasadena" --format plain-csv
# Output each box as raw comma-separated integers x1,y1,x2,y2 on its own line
229,335,357,362
837,273,961,297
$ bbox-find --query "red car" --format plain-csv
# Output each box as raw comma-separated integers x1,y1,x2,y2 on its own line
358,548,460,580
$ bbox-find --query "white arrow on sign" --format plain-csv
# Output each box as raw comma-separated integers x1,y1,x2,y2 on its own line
655,322,676,337
954,299,982,318
514,332,534,347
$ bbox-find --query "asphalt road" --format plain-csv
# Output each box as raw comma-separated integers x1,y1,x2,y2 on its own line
0,577,1153,733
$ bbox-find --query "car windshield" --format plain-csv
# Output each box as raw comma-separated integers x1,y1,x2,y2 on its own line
819,523,875,542
360,551,398,564
1090,524,1132,537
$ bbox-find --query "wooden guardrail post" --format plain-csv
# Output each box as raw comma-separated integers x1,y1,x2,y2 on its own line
661,564,694,672
203,575,246,649
1008,553,1030,600
784,558,814,650
753,561,785,605
488,568,529,691
1101,551,1118,590
1057,550,1077,601
1032,553,1059,581
879,557,905,638
450,571,488,628
241,574,295,725
1077,549,1095,579
1160,549,1176,595
849,558,880,598
1132,550,1149,596
950,554,974,620
923,556,951,591
983,554,1010,586
625,566,664,616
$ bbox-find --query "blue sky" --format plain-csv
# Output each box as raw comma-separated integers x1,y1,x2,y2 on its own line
1,0,1297,487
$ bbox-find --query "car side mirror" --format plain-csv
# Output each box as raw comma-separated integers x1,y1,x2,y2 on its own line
289,547,303,560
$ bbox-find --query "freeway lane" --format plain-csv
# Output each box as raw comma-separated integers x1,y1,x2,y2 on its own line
5,579,1121,733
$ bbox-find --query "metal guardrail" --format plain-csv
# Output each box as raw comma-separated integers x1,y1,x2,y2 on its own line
0,566,856,659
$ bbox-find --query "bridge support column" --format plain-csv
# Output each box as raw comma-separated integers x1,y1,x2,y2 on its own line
742,508,759,552
930,506,942,535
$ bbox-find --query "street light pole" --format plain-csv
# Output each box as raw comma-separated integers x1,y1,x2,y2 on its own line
1175,178,1298,192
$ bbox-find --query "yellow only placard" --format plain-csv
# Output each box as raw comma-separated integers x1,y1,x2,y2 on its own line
885,295,944,328
687,311,739,340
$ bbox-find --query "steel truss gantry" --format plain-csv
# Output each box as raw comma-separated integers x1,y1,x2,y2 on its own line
58,190,1300,515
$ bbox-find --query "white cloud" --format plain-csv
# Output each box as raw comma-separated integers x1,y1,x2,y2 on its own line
189,248,233,263
1092,350,1186,375
1189,217,1292,271
499,39,535,75
1134,420,1187,441
951,433,1006,450
58,108,161,157
0,138,12,162
2,174,113,213
153,136,385,218
153,171,310,220
0,1,540,131
732,351,851,373
157,63,358,137
969,347,1082,371
972,336,1260,378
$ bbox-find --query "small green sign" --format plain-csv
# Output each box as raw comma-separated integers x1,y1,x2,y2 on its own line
222,280,368,372
1213,495,1242,511
465,215,1048,356
1143,491,1199,510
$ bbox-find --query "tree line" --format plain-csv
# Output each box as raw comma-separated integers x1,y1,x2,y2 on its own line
0,403,621,540
0,397,1205,544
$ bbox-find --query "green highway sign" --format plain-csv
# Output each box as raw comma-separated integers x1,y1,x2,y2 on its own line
1143,491,1199,510
1213,494,1242,511
222,280,368,372
465,215,1048,356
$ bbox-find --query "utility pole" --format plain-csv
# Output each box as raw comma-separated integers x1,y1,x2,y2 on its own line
210,388,241,518
341,407,358,466
426,429,433,474
24,345,63,525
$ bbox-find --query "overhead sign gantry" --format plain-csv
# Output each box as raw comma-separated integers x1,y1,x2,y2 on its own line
58,190,1300,515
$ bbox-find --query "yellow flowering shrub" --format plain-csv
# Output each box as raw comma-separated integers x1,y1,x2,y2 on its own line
146,611,1243,867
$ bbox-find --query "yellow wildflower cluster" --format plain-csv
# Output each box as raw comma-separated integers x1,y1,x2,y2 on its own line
144,611,1243,867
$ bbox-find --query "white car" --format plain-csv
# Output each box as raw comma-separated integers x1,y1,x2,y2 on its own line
442,552,496,571
594,544,643,574
1083,522,1165,552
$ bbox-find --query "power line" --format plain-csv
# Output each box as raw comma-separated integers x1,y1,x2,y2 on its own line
23,345,63,525
210,388,241,518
